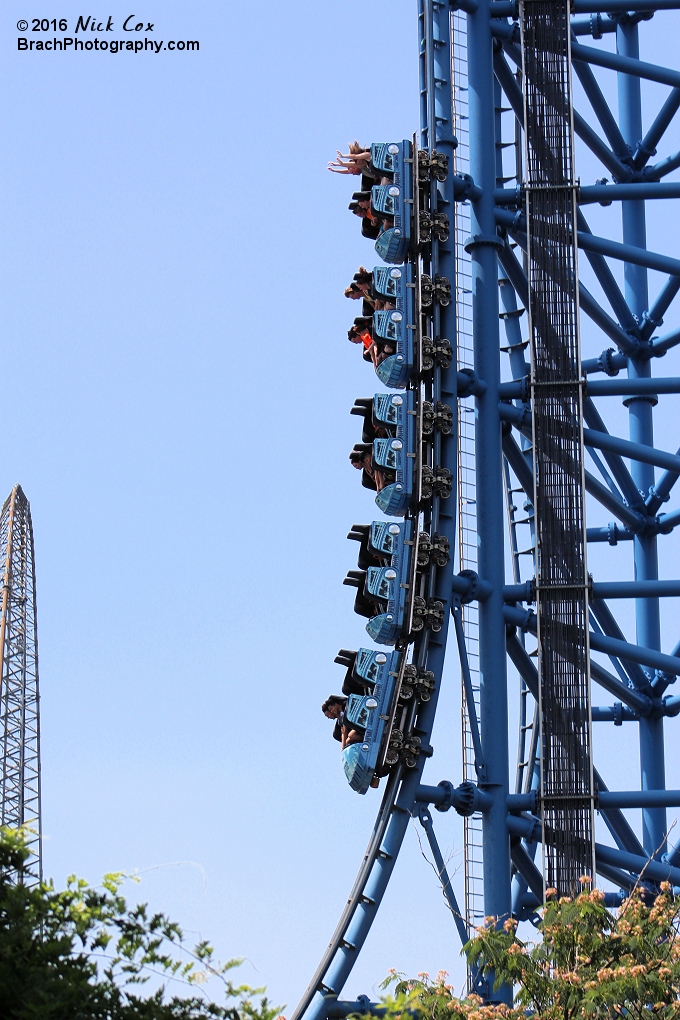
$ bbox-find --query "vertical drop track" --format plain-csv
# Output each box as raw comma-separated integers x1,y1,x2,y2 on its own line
293,2,680,1015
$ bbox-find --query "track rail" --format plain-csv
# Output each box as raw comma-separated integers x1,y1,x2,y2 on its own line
291,4,459,1018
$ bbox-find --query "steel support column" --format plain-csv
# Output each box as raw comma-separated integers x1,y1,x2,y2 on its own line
467,0,512,956
617,17,668,856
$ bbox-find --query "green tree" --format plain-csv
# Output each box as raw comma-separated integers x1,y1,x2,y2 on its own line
0,827,282,1020
377,880,680,1020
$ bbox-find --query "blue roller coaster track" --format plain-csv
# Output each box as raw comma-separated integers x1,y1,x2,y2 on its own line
293,1,680,1015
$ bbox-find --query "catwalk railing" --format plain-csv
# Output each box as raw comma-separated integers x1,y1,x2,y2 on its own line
520,0,595,896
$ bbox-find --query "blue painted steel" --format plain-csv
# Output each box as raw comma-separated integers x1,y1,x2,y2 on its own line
490,0,680,13
510,789,680,810
504,579,680,600
503,602,680,678
572,39,680,89
589,378,680,396
373,264,416,388
295,6,680,1018
618,17,668,857
372,142,413,264
584,429,680,474
468,0,512,985
501,377,680,398
292,4,461,1017
579,182,680,204
417,805,470,949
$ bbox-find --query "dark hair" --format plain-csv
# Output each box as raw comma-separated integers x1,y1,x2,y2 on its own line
322,695,347,713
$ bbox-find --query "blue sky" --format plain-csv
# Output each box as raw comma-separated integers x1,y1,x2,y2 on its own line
2,0,680,1012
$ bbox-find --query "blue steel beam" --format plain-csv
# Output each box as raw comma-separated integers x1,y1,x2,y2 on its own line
582,351,628,374
572,40,680,89
588,377,680,396
572,59,629,160
572,109,632,180
506,627,653,716
634,87,680,168
587,526,634,543
644,276,680,341
508,814,680,885
510,842,544,903
600,790,680,808
583,428,680,474
501,416,646,531
417,806,470,949
494,212,641,354
647,453,680,513
592,705,639,721
501,402,680,480
571,14,617,35
499,377,680,397
594,768,647,859
587,472,645,530
648,149,680,180
490,0,680,10
495,204,680,277
468,0,512,983
577,230,680,277
651,324,680,357
504,579,680,600
658,506,680,531
577,210,638,333
617,15,667,857
494,182,680,205
452,605,486,780
590,602,652,693
582,182,680,203
493,36,640,187
582,399,641,506
509,789,680,810
503,604,680,687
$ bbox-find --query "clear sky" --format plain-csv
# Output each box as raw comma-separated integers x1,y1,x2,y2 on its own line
2,0,680,1013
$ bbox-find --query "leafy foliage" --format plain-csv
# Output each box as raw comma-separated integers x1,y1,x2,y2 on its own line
375,880,680,1020
0,827,283,1020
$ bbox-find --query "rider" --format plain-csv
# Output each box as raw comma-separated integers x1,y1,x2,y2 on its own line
322,696,363,749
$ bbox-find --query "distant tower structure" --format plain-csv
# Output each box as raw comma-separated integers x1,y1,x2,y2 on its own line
0,485,41,883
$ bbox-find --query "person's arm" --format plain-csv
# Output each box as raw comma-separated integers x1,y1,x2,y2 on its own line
341,725,362,749
328,149,372,173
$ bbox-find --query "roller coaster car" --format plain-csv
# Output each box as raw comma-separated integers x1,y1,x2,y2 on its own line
343,521,414,645
350,393,416,515
372,264,415,389
346,520,402,569
334,646,399,696
336,648,402,794
371,141,413,264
